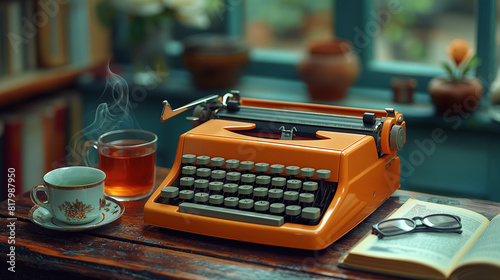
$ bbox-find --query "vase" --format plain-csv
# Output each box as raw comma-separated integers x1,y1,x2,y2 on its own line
131,25,170,87
297,39,360,101
428,77,483,115
182,34,249,89
391,77,416,104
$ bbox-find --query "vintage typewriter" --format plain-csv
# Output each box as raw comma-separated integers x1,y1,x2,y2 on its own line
144,91,406,250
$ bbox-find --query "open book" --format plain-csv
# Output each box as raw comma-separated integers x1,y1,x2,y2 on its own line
339,198,500,280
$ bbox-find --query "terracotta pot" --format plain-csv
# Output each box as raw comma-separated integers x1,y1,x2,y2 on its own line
391,77,416,104
298,39,360,101
428,77,483,115
182,34,249,89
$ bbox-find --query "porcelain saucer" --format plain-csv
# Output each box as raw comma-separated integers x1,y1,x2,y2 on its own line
28,197,125,232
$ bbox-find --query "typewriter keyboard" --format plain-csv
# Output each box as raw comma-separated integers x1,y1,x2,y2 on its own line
156,154,338,226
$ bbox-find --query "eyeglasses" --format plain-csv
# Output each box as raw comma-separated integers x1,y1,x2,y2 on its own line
372,214,462,239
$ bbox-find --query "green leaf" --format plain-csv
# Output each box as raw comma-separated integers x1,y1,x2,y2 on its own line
442,62,455,80
461,55,481,79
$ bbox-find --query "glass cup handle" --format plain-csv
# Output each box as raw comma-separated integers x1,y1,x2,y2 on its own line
30,185,50,210
82,140,99,167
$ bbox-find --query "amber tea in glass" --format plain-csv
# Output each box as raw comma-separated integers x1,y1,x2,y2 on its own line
84,130,157,201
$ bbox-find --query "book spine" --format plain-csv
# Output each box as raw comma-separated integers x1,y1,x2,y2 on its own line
36,0,68,68
0,3,7,77
2,116,23,197
6,1,24,75
21,107,45,193
21,0,38,72
67,0,90,67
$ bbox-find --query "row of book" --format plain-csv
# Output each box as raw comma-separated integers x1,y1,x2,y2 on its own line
0,0,111,78
0,90,84,200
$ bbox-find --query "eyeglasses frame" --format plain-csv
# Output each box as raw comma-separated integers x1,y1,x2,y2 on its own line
372,213,463,239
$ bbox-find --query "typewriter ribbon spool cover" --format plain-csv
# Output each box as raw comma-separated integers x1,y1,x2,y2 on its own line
144,92,406,250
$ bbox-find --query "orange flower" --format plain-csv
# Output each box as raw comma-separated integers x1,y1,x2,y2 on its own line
447,39,472,66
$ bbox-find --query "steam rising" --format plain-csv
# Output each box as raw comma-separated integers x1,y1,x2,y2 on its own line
67,67,141,165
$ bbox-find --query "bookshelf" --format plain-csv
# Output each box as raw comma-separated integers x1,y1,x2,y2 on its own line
0,0,112,200
0,64,96,107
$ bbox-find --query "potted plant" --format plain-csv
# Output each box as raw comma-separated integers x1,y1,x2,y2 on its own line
428,39,482,115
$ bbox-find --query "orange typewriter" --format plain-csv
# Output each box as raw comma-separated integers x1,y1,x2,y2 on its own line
144,91,406,250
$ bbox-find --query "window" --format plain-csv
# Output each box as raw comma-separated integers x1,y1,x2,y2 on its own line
374,0,475,67
244,0,334,51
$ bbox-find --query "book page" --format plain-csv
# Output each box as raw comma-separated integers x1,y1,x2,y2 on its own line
348,198,489,276
454,214,500,268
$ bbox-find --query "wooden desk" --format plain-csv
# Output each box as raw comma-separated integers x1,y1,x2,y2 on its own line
1,167,500,279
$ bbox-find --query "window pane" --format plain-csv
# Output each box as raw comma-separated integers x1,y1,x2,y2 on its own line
374,0,475,66
245,0,334,51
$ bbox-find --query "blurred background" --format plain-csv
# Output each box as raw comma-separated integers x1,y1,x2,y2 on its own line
0,0,499,201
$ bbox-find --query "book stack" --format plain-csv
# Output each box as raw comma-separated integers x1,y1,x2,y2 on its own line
0,91,83,200
0,0,111,78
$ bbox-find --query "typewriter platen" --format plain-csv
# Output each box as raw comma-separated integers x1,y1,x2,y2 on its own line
144,91,406,250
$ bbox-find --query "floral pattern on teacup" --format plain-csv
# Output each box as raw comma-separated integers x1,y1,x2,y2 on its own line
58,199,95,221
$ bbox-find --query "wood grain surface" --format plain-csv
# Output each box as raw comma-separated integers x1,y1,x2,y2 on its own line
1,167,499,279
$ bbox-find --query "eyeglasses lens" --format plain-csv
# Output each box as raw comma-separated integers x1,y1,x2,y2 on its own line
423,215,460,229
378,219,415,235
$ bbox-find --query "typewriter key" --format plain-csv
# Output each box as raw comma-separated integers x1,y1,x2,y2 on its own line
254,201,270,213
268,189,284,204
241,173,256,185
300,168,315,180
194,192,209,204
182,154,196,165
211,170,226,182
256,175,271,188
302,207,321,221
210,157,225,169
285,166,300,178
239,199,254,210
224,196,239,208
226,171,241,184
223,183,238,195
286,179,301,191
255,162,270,173
240,161,254,173
284,191,299,205
270,164,285,175
182,166,197,176
196,167,211,179
196,155,210,166
238,185,253,199
285,205,302,223
194,179,209,192
209,181,223,195
299,193,315,207
179,177,195,189
303,181,318,193
161,187,179,203
225,159,240,170
209,194,224,206
179,190,194,202
253,187,268,201
271,177,286,189
270,203,285,215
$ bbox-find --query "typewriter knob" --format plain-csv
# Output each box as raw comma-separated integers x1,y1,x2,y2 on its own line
389,125,405,151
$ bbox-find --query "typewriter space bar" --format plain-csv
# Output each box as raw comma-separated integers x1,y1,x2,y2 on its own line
178,203,284,226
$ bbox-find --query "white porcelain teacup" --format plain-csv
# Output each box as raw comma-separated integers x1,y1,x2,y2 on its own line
30,166,107,225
